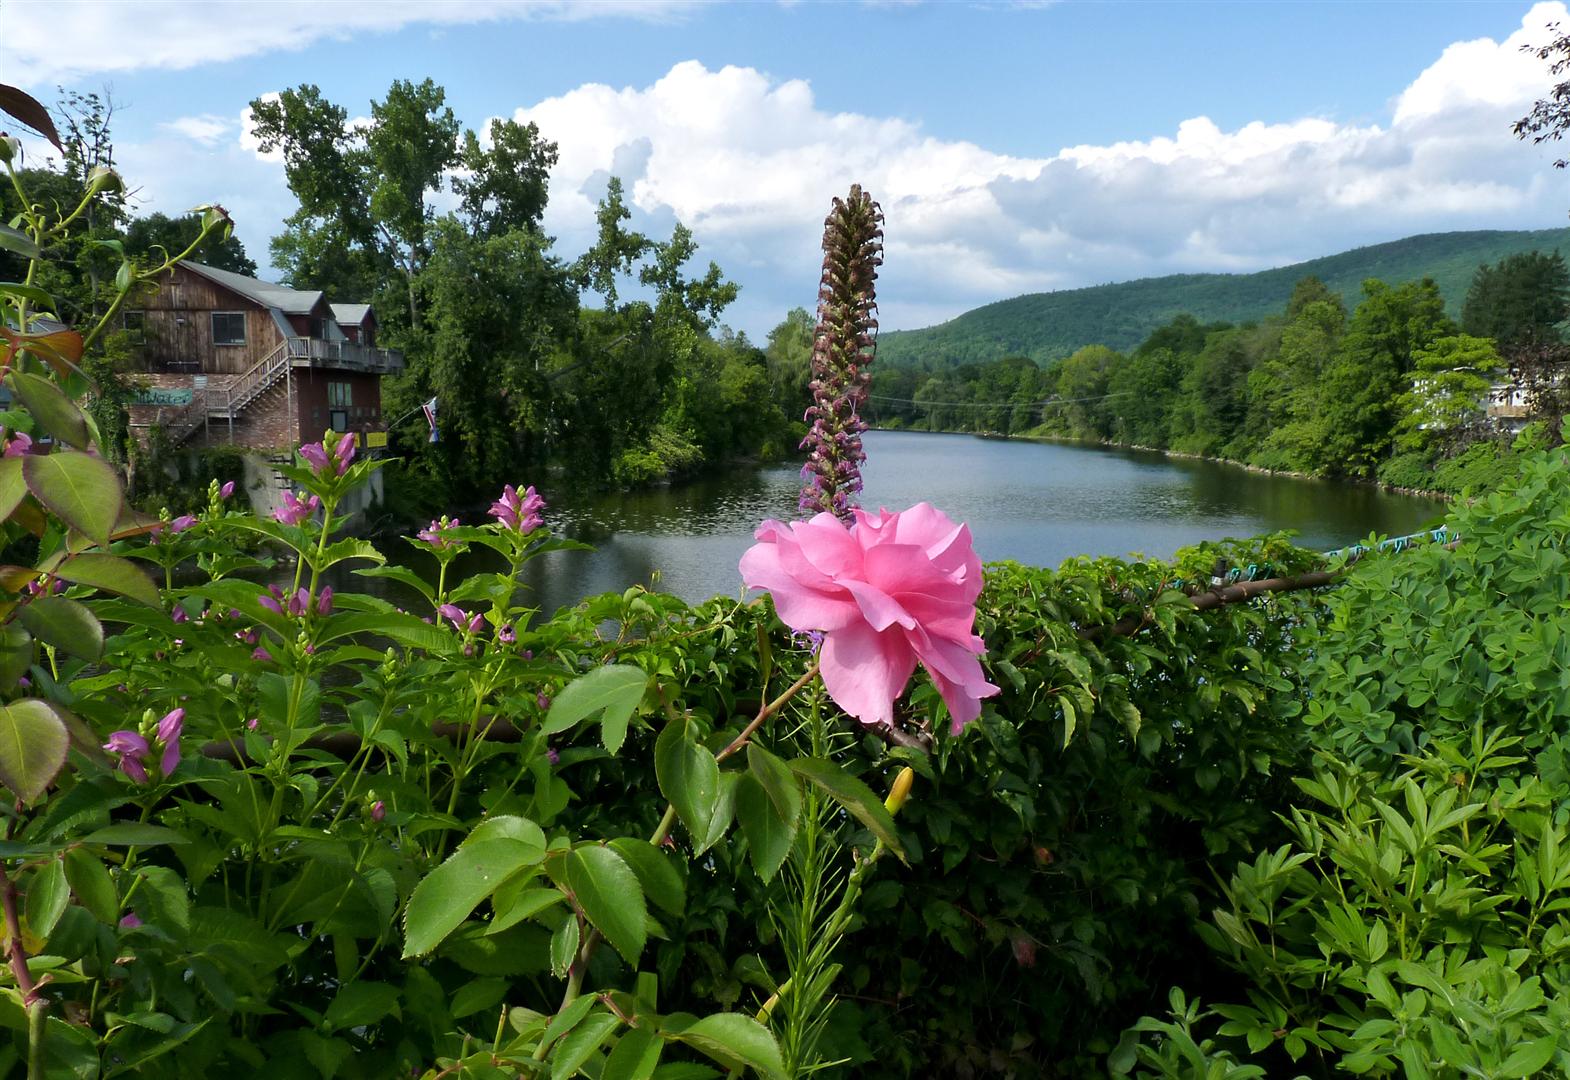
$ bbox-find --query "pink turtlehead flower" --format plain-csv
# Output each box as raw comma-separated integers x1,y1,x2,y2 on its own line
537,692,551,711
258,590,284,616
156,708,184,776
252,645,273,662
334,431,356,475
418,517,460,548
219,480,236,499
317,587,333,616
370,800,386,823
489,484,545,534
739,503,999,733
104,730,150,783
273,491,319,527
497,623,515,644
298,441,331,473
3,431,32,458
286,587,311,618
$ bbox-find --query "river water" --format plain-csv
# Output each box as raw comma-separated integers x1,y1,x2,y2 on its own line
492,431,1449,614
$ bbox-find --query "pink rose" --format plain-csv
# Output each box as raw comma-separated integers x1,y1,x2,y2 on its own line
740,502,999,733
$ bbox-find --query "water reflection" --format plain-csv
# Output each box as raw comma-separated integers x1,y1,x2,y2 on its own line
348,431,1450,615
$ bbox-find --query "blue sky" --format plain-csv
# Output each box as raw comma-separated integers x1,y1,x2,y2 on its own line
8,1,1569,335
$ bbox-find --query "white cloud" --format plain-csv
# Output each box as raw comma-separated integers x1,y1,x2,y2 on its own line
4,0,701,87
161,115,231,146
505,5,1570,333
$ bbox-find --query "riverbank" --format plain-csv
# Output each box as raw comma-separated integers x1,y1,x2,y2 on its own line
904,427,1461,501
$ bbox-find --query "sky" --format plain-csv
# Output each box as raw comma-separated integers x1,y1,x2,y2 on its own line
5,0,1570,337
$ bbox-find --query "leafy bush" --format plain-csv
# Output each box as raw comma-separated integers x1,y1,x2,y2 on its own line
1303,442,1570,782
1117,734,1570,1077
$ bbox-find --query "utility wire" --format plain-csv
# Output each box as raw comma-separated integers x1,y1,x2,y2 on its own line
865,391,1133,409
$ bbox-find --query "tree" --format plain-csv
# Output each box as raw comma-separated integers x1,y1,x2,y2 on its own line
1245,290,1346,470
1392,334,1501,455
1514,21,1570,167
395,217,578,494
126,212,256,275
765,307,814,404
572,177,651,310
1315,278,1454,477
249,79,461,330
1460,250,1570,346
1052,344,1120,438
455,118,557,239
1106,347,1183,447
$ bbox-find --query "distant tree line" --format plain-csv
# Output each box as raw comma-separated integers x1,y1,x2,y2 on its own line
858,251,1570,494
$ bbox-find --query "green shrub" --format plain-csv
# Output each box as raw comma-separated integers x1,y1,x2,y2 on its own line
1118,734,1570,1077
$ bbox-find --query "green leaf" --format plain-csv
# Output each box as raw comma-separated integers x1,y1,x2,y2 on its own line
0,698,68,803
19,596,104,660
789,758,904,858
735,773,797,884
541,994,598,1049
551,1011,620,1080
669,1013,787,1080
51,553,159,607
323,981,401,1033
24,855,69,938
1499,1036,1558,1078
80,823,188,846
543,665,648,755
0,456,25,521
654,715,720,844
0,225,42,260
565,844,646,965
607,838,685,916
8,371,89,449
23,451,122,547
402,838,541,958
487,885,564,936
550,914,581,979
62,847,117,924
602,1026,663,1080
0,623,32,691
450,977,510,1019
354,564,434,602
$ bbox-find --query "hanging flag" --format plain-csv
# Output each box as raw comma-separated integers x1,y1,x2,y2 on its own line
422,396,439,443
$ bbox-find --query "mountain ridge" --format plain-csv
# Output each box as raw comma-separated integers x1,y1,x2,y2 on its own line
878,227,1570,367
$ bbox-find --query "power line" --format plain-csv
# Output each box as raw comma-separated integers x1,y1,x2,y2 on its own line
864,391,1133,409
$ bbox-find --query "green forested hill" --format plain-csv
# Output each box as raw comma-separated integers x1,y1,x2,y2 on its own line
879,227,1570,367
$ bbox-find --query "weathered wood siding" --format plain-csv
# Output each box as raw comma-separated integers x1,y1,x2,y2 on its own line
132,265,285,375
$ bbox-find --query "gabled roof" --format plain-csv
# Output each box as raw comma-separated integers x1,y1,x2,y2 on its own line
330,303,372,326
182,262,324,316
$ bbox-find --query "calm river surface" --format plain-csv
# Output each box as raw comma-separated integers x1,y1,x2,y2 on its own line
497,431,1448,614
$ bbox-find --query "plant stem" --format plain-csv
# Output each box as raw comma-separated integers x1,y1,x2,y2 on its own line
531,662,818,1063
0,864,41,1007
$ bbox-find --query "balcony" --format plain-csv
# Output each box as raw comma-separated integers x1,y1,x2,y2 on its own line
287,337,404,374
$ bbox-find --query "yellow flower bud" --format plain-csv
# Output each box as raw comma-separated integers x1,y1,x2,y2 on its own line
883,766,915,817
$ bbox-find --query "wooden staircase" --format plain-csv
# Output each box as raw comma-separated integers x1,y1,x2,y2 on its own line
165,341,291,445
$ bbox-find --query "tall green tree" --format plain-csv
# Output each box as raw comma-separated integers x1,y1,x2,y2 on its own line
1315,278,1454,476
455,118,557,239
126,212,256,275
1052,344,1120,438
1460,250,1570,346
1392,333,1500,455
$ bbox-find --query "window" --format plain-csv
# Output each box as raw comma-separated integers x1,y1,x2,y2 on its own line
123,310,145,345
212,312,246,345
328,381,353,408
329,409,349,433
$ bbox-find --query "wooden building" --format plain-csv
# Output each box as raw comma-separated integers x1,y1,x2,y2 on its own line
126,262,403,455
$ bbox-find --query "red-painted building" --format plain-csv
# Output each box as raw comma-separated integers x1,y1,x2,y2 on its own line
126,262,403,455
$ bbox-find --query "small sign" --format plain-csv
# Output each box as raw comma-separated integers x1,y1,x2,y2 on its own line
131,388,193,406
193,375,208,389
366,431,388,449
